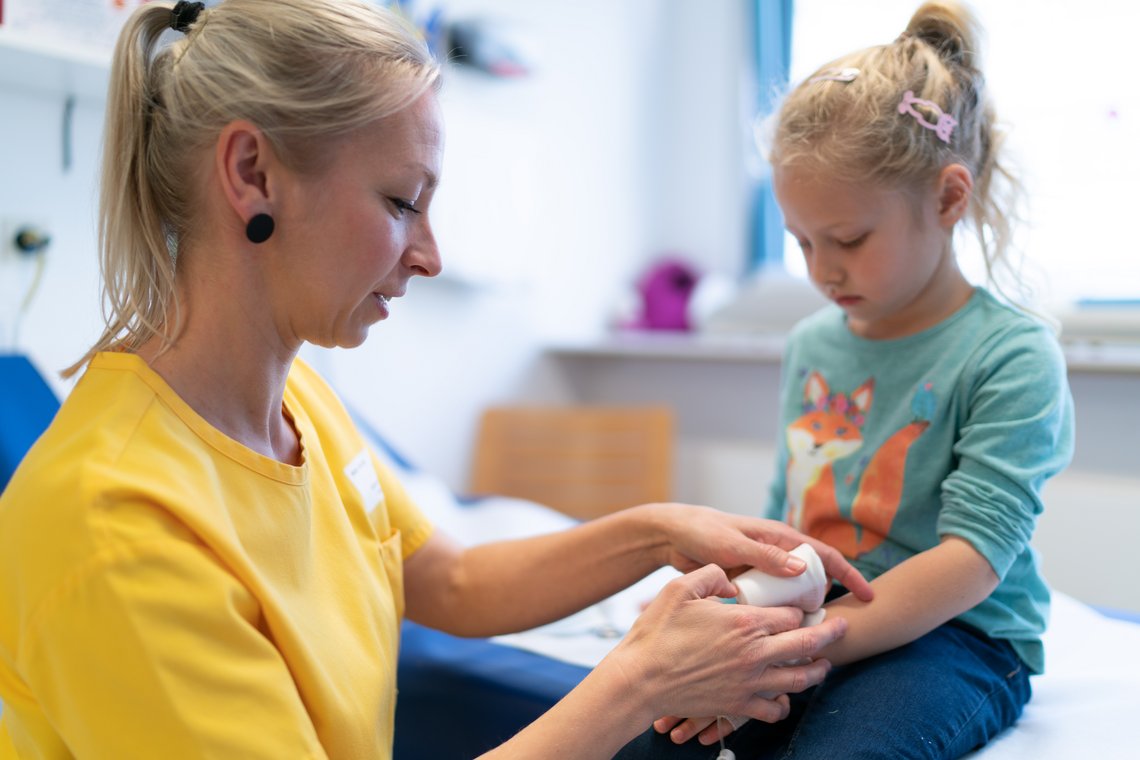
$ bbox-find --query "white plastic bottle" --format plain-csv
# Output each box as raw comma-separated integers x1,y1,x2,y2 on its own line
732,542,828,624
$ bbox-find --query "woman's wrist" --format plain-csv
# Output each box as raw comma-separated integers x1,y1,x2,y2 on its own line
623,502,682,569
589,637,661,731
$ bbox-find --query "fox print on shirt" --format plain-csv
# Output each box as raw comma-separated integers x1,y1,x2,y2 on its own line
785,371,929,559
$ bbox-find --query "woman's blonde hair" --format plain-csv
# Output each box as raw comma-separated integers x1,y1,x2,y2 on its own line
770,2,1027,308
66,0,441,377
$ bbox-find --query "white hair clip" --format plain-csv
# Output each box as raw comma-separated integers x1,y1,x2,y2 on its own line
897,90,957,144
809,67,860,84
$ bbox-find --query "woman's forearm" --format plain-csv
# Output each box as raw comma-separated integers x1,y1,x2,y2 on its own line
406,503,874,637
410,505,671,636
817,536,998,666
479,656,651,759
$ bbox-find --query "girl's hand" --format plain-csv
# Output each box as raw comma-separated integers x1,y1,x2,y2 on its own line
654,715,729,746
646,504,874,602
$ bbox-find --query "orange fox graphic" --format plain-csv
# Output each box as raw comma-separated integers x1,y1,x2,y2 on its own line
785,371,929,558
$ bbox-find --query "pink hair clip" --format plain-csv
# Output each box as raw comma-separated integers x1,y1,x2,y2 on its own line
897,90,956,144
809,66,860,84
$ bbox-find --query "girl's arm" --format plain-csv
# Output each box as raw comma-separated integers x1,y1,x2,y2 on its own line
660,535,998,747
816,535,997,665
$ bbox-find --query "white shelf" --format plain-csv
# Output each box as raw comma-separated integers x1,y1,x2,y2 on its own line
548,331,787,363
549,330,1140,374
0,30,110,101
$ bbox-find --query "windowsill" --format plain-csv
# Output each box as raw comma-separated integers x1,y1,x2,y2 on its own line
549,330,1140,374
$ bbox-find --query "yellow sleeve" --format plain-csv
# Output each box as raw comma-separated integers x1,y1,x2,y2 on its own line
16,535,329,760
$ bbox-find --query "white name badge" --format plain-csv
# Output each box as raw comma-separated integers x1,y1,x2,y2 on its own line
344,449,385,510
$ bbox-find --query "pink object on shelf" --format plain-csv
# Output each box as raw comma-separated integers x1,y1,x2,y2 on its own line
627,258,700,332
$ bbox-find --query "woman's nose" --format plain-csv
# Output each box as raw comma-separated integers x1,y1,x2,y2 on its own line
407,219,442,278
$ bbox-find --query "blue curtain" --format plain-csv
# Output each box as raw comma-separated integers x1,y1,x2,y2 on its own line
749,0,794,271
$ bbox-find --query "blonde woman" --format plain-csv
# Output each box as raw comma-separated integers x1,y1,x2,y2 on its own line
0,2,871,757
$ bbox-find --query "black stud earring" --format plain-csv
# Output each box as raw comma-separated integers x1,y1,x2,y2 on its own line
245,213,275,244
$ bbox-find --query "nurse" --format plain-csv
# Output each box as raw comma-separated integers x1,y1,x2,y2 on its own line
0,2,870,757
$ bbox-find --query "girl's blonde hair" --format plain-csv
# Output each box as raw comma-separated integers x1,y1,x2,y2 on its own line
67,0,441,377
770,2,1026,307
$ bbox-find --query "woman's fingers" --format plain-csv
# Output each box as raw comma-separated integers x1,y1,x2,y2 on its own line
622,569,850,731
752,658,833,700
738,609,847,671
735,521,875,602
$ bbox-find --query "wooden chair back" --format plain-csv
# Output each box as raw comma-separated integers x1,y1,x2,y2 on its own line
469,405,674,520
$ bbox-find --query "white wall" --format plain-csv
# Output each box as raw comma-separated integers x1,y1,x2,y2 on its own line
2,0,757,492
312,0,672,486
8,2,1132,613
330,0,755,485
0,84,106,396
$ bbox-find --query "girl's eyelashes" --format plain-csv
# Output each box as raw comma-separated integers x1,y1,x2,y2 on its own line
390,198,422,215
789,232,866,250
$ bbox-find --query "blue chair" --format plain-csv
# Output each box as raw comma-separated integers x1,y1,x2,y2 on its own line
394,622,588,759
0,353,60,492
0,353,60,718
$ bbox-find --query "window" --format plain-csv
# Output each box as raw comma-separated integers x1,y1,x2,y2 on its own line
778,0,1139,310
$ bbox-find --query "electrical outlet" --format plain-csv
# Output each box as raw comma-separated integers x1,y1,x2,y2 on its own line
0,216,52,349
0,217,52,263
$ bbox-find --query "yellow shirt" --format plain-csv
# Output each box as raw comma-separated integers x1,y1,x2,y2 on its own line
0,352,433,759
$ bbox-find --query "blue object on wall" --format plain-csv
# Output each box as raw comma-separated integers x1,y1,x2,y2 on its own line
447,17,531,77
0,353,60,492
749,0,794,272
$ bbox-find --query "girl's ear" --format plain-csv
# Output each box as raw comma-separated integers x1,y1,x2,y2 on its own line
936,163,974,230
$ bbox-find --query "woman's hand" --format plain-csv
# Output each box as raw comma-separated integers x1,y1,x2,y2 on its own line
598,564,849,728
644,504,874,602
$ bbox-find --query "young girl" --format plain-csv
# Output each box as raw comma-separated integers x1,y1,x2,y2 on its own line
624,2,1075,758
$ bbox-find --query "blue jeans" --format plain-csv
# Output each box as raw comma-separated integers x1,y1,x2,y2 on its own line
613,618,1031,759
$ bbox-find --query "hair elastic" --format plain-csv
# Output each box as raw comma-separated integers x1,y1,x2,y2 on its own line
170,1,205,34
897,90,957,144
245,213,275,244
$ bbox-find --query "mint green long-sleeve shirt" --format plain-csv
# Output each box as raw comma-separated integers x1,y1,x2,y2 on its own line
766,288,1074,673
